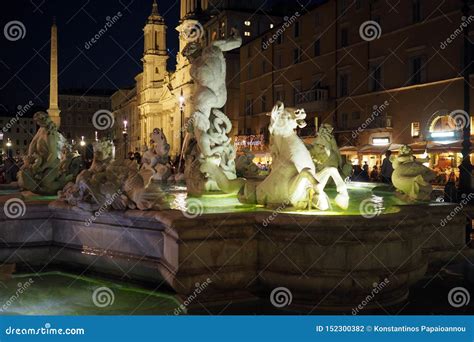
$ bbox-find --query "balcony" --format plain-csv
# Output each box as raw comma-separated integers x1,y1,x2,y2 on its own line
337,115,392,132
366,115,392,130
295,88,329,111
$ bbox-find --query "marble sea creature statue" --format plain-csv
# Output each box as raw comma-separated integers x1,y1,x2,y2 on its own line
201,102,349,211
17,111,80,195
60,140,164,212
182,26,242,195
308,123,352,179
235,148,260,178
391,145,435,201
141,128,173,181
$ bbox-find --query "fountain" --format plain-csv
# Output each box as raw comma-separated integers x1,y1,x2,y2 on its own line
0,26,467,314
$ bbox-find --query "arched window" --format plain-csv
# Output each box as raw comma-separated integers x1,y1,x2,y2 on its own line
429,115,457,133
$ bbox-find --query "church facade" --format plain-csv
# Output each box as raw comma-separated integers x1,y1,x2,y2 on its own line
111,0,280,158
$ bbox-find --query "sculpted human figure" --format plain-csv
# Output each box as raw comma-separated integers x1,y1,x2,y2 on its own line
18,111,79,195
182,27,242,195
309,123,352,178
60,140,164,212
391,145,435,201
235,148,260,178
141,128,172,181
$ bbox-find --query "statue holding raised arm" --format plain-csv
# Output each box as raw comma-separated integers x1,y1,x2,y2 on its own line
182,27,242,196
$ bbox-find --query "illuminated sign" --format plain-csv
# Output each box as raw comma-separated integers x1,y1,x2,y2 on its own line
430,131,455,138
372,137,390,145
234,134,265,152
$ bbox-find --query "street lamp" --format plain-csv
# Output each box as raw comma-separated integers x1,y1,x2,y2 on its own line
80,136,86,147
179,89,185,145
95,131,98,142
459,0,472,196
460,0,472,244
5,138,12,158
123,120,128,159
178,89,186,172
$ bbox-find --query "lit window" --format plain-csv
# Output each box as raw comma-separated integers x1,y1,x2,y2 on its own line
373,137,390,145
244,21,251,26
411,122,420,137
244,31,251,36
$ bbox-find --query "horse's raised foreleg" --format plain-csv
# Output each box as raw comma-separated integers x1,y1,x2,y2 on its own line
315,167,349,210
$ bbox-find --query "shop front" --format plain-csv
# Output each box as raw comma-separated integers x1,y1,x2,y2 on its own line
233,134,271,165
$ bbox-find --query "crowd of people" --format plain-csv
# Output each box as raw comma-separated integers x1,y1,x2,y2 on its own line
0,153,21,184
351,151,394,183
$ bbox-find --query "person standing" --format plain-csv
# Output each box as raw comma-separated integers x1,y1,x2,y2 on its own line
370,165,379,182
381,150,394,183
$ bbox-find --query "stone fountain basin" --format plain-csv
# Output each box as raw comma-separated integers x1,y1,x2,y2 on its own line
0,196,465,312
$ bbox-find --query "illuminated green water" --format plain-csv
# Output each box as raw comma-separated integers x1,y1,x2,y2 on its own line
0,272,179,315
169,182,409,216
1,181,429,216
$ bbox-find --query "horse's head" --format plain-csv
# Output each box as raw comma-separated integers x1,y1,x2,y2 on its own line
268,101,307,136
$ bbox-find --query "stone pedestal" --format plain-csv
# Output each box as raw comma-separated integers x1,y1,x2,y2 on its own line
0,197,467,313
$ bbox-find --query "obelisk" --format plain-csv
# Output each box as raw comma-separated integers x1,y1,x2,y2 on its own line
47,18,60,127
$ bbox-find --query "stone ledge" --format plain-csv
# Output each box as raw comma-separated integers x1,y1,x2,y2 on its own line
0,199,467,311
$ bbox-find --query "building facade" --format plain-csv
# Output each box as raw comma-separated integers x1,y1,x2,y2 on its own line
239,0,474,170
0,102,38,157
111,0,281,157
59,89,113,143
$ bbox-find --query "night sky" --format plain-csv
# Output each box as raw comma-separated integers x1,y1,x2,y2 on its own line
0,0,180,111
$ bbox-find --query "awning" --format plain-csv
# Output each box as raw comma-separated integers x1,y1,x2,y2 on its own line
339,146,358,154
426,141,462,153
409,141,428,153
358,143,401,154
